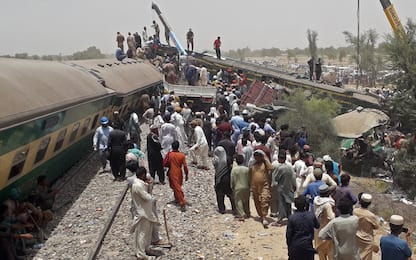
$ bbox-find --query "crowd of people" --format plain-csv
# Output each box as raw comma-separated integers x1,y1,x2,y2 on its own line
89,71,413,259
0,176,58,259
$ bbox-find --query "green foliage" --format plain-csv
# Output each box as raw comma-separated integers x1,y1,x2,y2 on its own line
385,19,416,131
278,91,340,158
393,153,416,198
71,46,106,60
343,29,381,86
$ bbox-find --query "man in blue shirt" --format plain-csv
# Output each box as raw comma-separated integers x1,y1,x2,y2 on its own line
302,168,324,211
380,215,412,260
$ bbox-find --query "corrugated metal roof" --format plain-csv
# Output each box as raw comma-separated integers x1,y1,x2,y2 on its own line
240,81,278,107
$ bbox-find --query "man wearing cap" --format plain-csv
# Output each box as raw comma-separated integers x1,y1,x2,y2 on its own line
353,193,380,260
380,215,412,260
314,184,335,260
93,117,114,172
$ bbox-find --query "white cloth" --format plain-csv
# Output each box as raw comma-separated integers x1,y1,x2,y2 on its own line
153,115,164,129
303,171,337,189
191,126,207,149
190,125,209,167
130,178,158,259
160,122,177,158
200,67,208,86
171,112,187,149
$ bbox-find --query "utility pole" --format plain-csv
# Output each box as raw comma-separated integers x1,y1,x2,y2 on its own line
356,0,360,90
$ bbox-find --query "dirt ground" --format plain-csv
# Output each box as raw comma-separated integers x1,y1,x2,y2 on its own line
203,176,416,260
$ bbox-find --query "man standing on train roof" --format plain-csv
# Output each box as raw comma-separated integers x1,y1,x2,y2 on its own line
116,32,125,51
93,117,114,173
214,36,221,59
152,20,160,39
108,126,127,181
186,28,194,52
134,32,142,49
142,26,148,42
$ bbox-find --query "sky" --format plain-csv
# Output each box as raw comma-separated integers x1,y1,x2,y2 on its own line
0,0,415,56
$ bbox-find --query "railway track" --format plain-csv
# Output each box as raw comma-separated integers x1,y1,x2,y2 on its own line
30,149,136,260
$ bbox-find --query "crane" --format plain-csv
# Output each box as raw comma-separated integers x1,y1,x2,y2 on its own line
379,0,405,34
151,2,187,55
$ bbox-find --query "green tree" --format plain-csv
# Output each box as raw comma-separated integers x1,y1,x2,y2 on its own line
71,46,106,60
385,19,416,131
15,53,29,59
307,29,318,58
278,91,340,157
343,29,380,86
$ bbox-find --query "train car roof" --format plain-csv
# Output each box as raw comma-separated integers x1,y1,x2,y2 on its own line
0,58,111,129
69,59,163,95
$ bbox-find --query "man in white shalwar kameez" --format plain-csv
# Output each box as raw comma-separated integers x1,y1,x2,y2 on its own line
170,108,187,150
160,114,177,158
130,166,159,260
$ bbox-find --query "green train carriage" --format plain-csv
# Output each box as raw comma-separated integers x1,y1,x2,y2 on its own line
0,58,163,203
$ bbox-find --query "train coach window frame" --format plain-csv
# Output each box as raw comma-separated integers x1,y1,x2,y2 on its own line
8,146,29,180
54,129,67,152
42,115,60,130
81,118,91,136
34,137,51,164
91,114,99,130
69,122,80,143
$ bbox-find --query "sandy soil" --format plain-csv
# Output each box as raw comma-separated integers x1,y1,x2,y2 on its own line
201,176,416,260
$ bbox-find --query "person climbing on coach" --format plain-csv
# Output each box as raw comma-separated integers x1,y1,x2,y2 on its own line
93,116,113,173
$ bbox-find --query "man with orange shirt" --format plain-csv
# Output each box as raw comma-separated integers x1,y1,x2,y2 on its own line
164,141,189,212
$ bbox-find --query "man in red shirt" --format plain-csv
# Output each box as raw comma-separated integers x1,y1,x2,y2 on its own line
164,141,189,211
214,36,221,59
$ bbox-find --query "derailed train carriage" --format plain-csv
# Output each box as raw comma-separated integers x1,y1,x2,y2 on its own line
0,58,163,202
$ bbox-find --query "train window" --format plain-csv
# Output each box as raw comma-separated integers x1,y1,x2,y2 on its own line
91,114,99,130
34,137,51,164
81,118,91,136
69,122,80,143
42,116,59,130
54,129,67,152
8,147,29,180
